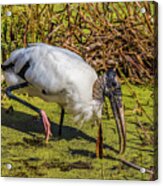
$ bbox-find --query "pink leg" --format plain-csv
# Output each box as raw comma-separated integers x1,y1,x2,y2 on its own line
40,110,52,142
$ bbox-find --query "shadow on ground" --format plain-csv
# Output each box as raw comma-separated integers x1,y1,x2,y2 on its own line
1,107,117,154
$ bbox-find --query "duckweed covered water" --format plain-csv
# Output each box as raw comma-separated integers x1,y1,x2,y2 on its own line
1,84,157,180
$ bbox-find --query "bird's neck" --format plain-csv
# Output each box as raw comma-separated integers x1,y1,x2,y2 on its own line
92,75,105,102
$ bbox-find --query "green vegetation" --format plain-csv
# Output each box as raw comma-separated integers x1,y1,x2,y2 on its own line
1,1,157,180
1,84,156,180
1,2,157,83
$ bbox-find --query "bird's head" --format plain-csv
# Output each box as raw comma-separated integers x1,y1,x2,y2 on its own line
104,68,126,154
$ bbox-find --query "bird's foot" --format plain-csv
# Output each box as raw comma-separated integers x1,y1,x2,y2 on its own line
40,110,52,143
5,105,14,114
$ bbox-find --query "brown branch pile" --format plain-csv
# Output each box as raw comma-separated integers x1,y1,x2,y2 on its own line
1,1,157,84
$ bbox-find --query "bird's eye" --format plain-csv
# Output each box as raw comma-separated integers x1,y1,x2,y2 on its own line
112,82,117,87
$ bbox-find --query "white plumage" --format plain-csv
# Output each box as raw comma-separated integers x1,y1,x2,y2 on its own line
2,43,126,156
4,43,101,123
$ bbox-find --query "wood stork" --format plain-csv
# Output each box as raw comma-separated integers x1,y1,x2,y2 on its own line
1,43,126,158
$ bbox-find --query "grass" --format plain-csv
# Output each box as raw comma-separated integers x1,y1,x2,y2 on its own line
1,84,156,180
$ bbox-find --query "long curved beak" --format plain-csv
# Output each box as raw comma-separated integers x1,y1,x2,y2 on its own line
108,92,126,154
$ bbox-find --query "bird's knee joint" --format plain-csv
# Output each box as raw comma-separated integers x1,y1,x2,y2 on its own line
42,89,48,95
5,87,13,98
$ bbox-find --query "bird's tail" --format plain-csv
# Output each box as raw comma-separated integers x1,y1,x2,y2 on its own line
1,51,17,72
1,63,14,71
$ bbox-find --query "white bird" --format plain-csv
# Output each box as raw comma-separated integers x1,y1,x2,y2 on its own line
2,43,126,157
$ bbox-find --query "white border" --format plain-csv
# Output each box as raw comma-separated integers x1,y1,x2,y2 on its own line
0,0,162,186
